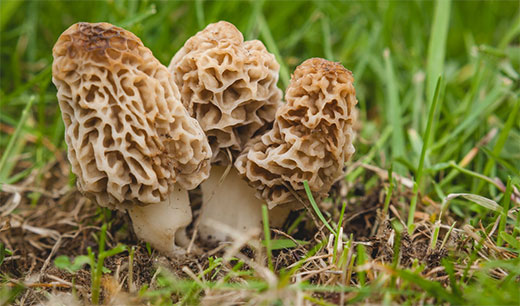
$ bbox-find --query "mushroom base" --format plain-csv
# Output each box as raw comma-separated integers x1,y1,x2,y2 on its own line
128,184,191,255
198,166,295,243
198,166,264,243
269,204,293,228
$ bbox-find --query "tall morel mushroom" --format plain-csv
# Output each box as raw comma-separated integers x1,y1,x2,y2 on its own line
168,21,283,242
169,21,282,162
52,22,211,255
235,58,357,211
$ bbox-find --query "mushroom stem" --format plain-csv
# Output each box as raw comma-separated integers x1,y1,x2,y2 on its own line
198,166,264,243
127,184,192,255
269,204,293,228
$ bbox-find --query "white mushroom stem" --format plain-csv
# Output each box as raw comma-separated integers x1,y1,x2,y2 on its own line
127,184,192,255
198,166,291,243
198,166,262,242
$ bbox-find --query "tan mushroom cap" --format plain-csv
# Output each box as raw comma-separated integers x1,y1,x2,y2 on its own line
169,21,282,164
235,58,357,208
52,22,211,209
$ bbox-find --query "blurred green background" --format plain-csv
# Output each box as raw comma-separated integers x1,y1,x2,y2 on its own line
1,1,519,214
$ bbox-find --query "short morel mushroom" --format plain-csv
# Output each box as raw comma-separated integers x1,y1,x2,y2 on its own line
235,58,357,214
52,22,211,255
168,21,283,242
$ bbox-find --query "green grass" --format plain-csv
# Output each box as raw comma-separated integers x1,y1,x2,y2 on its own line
1,0,519,305
407,76,443,233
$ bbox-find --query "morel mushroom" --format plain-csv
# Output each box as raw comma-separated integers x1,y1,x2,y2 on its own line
169,21,283,242
169,21,282,162
52,22,211,254
236,58,357,211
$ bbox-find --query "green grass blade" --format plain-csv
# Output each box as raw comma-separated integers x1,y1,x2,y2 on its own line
280,10,319,51
320,13,333,61
500,232,520,250
303,180,336,235
476,97,519,194
382,165,394,218
0,96,35,184
119,4,156,28
448,161,502,190
442,259,461,297
0,0,22,32
257,13,290,88
1,66,52,105
425,0,451,105
245,0,263,40
416,76,443,183
346,125,392,182
356,244,367,286
408,77,443,232
261,239,308,250
383,48,406,175
391,220,404,270
497,177,513,247
440,221,457,249
412,71,425,132
5,166,34,184
441,192,516,220
195,0,205,29
432,85,506,152
480,147,520,177
261,204,273,271
498,13,520,49
396,269,464,304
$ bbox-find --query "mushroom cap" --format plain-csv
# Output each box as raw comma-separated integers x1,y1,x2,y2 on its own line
168,21,282,164
52,22,211,209
235,58,357,208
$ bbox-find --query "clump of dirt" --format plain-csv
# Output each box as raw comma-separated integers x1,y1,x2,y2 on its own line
367,221,448,270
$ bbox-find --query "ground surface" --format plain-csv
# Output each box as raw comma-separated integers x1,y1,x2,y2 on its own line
1,1,519,305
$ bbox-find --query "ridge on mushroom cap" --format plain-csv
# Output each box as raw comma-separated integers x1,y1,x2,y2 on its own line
169,21,283,164
235,58,357,208
293,57,351,76
52,22,211,209
185,21,244,49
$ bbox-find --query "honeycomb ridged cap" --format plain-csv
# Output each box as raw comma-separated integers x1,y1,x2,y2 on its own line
169,21,283,164
236,58,357,208
52,22,212,209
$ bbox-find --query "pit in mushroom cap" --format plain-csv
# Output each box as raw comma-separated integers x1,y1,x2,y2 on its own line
52,22,212,254
168,21,283,164
235,58,357,208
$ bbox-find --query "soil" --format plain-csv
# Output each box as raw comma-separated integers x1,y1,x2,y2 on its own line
0,157,455,305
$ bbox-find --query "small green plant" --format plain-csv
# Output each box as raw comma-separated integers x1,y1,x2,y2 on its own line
139,267,188,305
54,254,91,274
54,223,126,304
0,243,13,267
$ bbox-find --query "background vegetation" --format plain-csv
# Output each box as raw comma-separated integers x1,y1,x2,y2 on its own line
1,0,519,305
